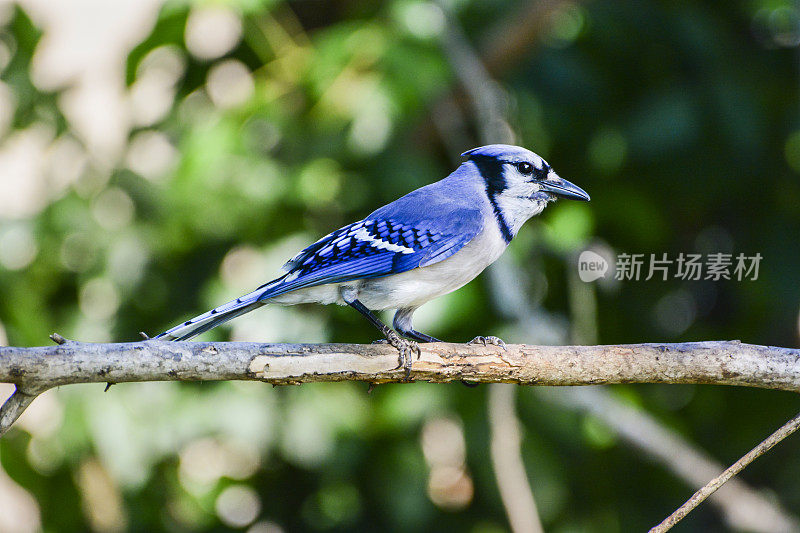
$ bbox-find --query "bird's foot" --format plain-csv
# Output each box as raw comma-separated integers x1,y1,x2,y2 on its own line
468,335,507,350
452,337,505,388
385,329,420,380
463,336,507,387
371,338,389,344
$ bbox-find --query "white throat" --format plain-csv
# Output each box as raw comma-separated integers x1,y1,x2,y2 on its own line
493,193,548,236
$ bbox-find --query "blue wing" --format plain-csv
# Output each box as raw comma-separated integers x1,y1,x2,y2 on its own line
257,205,483,300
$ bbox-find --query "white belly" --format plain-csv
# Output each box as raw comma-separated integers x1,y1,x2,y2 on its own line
269,224,508,310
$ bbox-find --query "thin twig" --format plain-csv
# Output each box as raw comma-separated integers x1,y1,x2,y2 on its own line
0,386,47,438
488,384,544,533
544,387,800,532
650,410,800,533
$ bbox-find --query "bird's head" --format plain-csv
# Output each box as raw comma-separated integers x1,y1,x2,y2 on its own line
462,144,590,238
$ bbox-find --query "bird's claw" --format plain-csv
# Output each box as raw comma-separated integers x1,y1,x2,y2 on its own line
385,330,420,380
468,335,507,350
462,336,506,387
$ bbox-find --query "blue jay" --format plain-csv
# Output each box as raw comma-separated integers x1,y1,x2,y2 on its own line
154,144,589,374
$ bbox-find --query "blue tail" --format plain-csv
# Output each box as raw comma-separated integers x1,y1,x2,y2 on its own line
153,275,290,341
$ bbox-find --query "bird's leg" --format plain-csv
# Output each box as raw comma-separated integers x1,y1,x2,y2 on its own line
343,293,419,379
399,329,441,343
392,307,441,343
468,336,507,350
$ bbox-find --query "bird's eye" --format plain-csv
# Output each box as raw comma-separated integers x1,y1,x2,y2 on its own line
516,162,534,175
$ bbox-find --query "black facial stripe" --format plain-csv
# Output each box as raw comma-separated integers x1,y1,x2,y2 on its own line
470,155,506,193
469,157,513,244
487,194,513,244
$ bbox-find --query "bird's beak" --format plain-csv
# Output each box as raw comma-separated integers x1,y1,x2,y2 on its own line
539,174,590,201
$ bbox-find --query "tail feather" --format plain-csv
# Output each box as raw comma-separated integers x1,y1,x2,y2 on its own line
155,301,264,341
154,285,273,341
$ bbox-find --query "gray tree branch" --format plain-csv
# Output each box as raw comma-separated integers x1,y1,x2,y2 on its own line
2,339,800,437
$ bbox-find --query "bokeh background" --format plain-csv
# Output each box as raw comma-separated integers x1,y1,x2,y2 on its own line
2,0,800,531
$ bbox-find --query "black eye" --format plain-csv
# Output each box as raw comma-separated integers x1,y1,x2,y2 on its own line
516,162,534,175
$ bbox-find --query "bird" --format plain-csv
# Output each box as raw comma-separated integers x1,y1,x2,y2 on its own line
153,144,590,376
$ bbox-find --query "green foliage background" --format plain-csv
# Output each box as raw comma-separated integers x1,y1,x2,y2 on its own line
1,0,799,531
